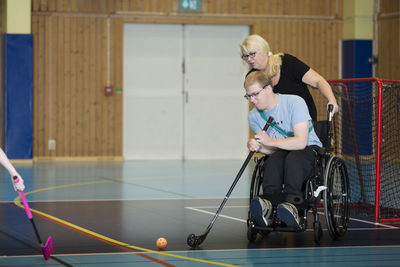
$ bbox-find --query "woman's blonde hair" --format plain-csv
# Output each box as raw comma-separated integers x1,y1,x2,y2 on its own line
240,34,283,78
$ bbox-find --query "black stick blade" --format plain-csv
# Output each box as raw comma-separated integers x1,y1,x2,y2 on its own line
187,233,198,248
187,233,208,248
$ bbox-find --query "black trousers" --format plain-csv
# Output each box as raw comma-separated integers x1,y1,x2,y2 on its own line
262,146,319,203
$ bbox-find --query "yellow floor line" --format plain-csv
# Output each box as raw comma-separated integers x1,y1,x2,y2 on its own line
13,183,238,267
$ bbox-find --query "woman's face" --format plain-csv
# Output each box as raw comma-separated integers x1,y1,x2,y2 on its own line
241,48,268,71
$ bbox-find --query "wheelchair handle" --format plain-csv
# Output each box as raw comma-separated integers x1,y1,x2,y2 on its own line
327,104,333,149
328,104,333,122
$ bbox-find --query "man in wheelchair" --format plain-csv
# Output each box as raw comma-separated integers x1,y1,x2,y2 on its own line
244,70,322,230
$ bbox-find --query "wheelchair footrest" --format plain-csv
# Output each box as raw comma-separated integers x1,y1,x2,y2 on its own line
252,224,305,233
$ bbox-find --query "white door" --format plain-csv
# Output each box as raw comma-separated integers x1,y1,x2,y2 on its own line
123,24,184,159
183,25,249,159
123,24,249,160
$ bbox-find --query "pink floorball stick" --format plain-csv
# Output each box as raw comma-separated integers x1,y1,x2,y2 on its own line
13,176,54,260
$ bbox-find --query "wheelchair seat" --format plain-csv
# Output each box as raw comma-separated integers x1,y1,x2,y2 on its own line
247,117,350,244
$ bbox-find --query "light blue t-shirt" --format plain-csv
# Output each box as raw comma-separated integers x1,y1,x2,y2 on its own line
248,94,322,147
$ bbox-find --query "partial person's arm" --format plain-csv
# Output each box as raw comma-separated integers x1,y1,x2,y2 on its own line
247,137,276,155
254,121,309,151
302,68,339,114
0,148,25,191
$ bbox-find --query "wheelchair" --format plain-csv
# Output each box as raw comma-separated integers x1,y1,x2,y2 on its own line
247,109,350,244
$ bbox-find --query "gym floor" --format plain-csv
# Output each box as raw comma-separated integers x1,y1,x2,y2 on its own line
1,160,400,266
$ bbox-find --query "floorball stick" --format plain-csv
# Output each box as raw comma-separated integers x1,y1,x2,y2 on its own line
187,117,274,248
13,176,54,260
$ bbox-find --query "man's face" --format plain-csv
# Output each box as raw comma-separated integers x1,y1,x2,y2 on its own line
245,83,268,110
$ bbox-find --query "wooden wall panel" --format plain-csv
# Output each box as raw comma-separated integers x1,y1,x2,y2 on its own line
88,17,96,156
31,0,342,159
63,16,71,156
32,14,50,158
380,0,399,13
0,2,2,33
376,0,400,80
32,0,340,16
31,12,123,159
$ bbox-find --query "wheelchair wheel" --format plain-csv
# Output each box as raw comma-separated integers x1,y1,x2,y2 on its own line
249,157,265,201
323,156,350,239
247,157,268,242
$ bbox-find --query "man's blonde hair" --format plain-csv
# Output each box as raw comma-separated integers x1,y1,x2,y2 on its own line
244,70,272,90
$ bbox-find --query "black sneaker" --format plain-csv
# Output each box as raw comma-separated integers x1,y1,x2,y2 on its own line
277,202,300,228
250,197,272,227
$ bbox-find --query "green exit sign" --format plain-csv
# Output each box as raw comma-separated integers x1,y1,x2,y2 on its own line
180,0,201,11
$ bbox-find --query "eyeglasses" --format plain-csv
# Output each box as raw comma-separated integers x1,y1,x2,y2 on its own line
241,52,256,60
244,85,266,100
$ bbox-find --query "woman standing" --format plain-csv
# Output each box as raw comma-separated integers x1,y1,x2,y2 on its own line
240,34,338,121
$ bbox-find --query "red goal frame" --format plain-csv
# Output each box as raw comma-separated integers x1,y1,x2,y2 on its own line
328,78,400,223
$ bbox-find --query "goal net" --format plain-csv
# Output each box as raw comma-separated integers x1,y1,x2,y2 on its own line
311,78,400,223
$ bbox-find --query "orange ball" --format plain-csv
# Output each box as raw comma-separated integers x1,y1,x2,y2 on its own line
156,237,167,250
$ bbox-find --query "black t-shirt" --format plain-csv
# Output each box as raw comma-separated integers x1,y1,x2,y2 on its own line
247,53,317,121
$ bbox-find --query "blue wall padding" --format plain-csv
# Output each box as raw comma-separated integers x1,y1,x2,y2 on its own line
4,34,33,159
341,40,373,156
342,40,373,78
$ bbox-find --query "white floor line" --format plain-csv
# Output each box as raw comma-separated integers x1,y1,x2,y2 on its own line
185,206,246,223
187,205,248,209
347,216,399,229
185,206,400,230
